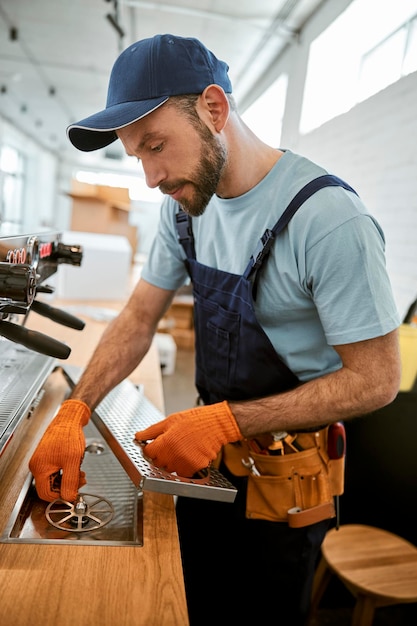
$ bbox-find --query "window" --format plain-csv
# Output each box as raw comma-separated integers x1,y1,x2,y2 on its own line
241,74,288,147
358,14,417,102
403,16,417,74
0,145,25,231
300,0,417,134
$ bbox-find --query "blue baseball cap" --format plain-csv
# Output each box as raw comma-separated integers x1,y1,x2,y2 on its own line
67,33,232,152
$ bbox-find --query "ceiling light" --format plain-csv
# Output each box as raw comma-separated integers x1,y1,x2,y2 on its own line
106,13,125,38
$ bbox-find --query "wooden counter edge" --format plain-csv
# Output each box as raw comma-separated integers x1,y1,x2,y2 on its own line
0,314,189,626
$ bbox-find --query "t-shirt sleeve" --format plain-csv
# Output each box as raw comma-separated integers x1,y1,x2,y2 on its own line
305,211,400,345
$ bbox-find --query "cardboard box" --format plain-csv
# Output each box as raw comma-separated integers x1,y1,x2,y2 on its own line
170,328,195,351
159,292,195,350
68,182,138,260
164,295,194,329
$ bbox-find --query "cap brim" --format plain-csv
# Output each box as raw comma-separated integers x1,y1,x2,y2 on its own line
67,97,169,152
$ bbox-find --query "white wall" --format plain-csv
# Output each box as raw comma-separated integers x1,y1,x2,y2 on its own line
256,0,417,321
1,0,416,319
292,71,417,320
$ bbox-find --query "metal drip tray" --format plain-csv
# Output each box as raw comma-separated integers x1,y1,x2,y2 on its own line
64,365,237,503
1,419,143,546
1,365,236,547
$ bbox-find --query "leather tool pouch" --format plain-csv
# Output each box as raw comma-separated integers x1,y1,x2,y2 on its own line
222,427,345,526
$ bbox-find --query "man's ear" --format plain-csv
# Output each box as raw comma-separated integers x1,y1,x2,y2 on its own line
199,85,230,132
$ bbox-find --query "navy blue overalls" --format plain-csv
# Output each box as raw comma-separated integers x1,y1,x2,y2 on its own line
174,175,357,626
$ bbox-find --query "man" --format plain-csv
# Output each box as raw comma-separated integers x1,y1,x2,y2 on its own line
30,34,401,625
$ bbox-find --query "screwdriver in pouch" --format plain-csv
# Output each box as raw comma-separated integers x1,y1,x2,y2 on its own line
327,422,346,529
269,431,287,455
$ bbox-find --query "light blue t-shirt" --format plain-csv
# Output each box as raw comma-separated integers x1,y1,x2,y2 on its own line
142,150,400,381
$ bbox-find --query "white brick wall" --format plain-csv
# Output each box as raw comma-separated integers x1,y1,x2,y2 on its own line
241,0,417,322
291,70,417,320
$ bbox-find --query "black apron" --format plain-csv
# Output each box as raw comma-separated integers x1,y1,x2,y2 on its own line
176,174,357,405
174,174,358,626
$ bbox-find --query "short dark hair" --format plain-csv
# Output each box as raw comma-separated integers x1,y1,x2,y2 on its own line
168,92,238,124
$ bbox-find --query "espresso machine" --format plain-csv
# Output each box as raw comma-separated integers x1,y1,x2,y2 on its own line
0,230,84,455
0,229,236,548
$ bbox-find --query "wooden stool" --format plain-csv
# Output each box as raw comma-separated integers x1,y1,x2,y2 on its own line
310,524,417,626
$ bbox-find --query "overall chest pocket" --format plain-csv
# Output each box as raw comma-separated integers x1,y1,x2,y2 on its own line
194,294,240,387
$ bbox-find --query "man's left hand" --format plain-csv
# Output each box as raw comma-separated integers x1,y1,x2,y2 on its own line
134,401,243,477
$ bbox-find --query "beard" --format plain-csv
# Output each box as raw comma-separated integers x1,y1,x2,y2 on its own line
160,121,227,217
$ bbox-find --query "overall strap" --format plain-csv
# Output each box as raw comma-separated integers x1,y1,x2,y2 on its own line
243,174,358,297
175,174,358,288
176,210,196,260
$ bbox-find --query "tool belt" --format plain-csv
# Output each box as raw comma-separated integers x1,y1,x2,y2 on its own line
222,425,345,527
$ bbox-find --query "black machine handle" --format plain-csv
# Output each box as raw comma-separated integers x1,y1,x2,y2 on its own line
36,284,55,294
0,320,71,359
31,300,85,330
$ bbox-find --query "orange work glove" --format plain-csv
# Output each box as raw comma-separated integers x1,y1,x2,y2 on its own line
29,399,91,502
134,401,243,477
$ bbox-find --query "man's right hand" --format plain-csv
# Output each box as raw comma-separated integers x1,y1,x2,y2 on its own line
29,399,91,502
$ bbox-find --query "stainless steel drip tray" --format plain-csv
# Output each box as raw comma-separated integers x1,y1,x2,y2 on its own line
62,365,237,504
1,420,143,547
2,364,237,547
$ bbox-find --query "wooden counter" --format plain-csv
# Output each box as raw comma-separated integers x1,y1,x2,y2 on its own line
0,300,189,626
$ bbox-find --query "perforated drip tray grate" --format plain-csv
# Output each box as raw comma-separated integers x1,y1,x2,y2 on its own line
63,365,237,503
1,418,143,546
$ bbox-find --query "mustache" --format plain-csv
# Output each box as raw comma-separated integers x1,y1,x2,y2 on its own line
159,180,189,195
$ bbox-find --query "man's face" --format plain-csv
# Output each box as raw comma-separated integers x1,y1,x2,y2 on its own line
117,102,227,216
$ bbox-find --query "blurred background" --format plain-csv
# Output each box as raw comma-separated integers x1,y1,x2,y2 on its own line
0,0,416,320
